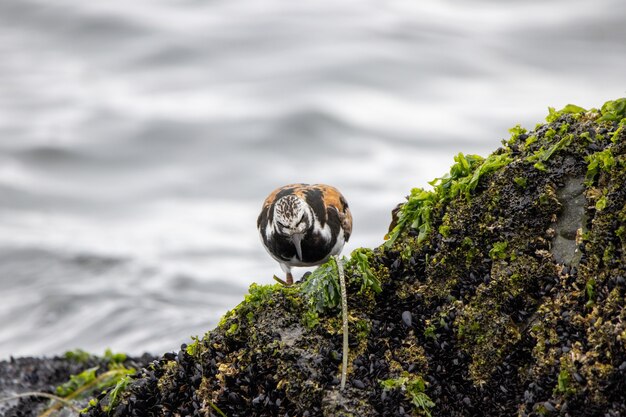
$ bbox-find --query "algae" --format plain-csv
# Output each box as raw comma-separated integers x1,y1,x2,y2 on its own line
380,374,434,416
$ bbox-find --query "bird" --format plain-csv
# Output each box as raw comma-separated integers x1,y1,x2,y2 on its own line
257,184,352,285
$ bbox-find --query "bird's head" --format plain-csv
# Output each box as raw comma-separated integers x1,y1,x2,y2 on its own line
273,194,313,260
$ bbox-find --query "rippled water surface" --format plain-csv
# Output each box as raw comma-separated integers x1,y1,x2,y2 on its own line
1,0,625,358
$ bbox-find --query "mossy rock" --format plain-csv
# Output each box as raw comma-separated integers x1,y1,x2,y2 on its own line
83,99,626,417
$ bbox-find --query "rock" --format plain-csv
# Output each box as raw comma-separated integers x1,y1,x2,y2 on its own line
401,311,412,327
86,98,626,417
11,98,626,417
550,174,586,265
0,354,155,417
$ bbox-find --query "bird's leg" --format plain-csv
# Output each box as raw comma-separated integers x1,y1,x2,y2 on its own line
274,264,293,286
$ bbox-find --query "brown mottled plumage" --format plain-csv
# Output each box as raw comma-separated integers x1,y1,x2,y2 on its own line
257,184,352,285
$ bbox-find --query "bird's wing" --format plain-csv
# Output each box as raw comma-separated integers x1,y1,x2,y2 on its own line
314,184,352,242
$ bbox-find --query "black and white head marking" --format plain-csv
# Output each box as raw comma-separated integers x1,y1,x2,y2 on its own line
272,195,314,261
273,195,312,236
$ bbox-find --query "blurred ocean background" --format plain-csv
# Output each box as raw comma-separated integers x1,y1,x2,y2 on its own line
1,0,625,359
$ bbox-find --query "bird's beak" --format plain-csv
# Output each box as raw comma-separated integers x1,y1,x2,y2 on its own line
291,233,304,261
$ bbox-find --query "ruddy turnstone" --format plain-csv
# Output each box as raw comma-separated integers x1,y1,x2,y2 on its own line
257,184,352,285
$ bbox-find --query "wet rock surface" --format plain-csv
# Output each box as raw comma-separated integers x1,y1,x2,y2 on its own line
551,174,586,266
7,101,626,417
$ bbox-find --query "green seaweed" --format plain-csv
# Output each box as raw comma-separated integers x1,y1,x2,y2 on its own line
556,369,570,394
105,374,133,413
350,248,382,294
219,283,280,327
545,104,587,123
598,97,626,122
56,367,99,397
380,374,435,417
207,400,228,417
438,224,451,237
64,349,92,363
488,241,509,260
585,278,596,307
585,148,615,185
513,177,527,188
103,348,127,364
385,187,437,246
385,152,511,247
526,133,574,169
56,350,133,398
300,259,341,313
595,194,608,211
506,124,528,146
302,309,320,329
185,335,201,357
45,351,137,417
